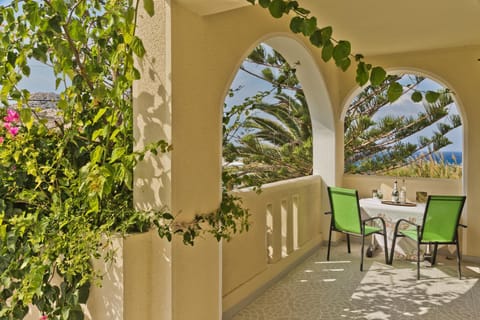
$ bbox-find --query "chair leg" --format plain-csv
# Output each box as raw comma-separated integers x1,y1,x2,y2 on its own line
347,234,351,254
360,234,365,271
383,233,389,265
456,236,462,280
389,229,399,265
431,243,438,265
417,240,421,280
327,227,333,261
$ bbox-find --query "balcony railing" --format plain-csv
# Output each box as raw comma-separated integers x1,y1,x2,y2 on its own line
222,175,324,318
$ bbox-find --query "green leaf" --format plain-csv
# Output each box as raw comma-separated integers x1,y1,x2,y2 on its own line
48,15,62,33
286,1,299,11
22,65,31,77
130,36,146,58
92,128,106,141
110,147,126,163
69,308,85,320
302,17,317,36
268,0,285,18
411,91,423,102
356,62,369,86
162,213,174,220
336,57,351,72
143,0,155,16
90,146,103,163
259,0,271,8
319,26,332,44
69,19,85,42
333,40,351,61
19,108,34,131
309,29,322,47
425,90,440,103
370,66,387,86
321,41,334,62
387,82,403,102
290,16,303,34
93,108,107,124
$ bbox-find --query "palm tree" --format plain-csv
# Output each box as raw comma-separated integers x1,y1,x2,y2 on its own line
228,92,312,186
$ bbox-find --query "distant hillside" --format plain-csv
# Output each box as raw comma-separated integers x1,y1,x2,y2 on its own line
28,92,59,109
8,92,61,127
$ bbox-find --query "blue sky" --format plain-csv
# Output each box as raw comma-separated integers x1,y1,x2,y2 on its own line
19,60,62,93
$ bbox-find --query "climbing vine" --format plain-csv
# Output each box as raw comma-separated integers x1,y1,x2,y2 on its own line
246,0,442,103
0,0,248,318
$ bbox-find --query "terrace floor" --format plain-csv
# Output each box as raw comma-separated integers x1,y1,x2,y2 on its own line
232,241,480,320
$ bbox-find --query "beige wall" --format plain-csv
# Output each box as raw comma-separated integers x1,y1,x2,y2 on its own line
132,1,480,319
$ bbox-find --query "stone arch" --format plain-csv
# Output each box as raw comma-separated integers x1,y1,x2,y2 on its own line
222,33,336,186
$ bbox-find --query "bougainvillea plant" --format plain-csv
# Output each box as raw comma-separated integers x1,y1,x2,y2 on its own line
0,0,249,318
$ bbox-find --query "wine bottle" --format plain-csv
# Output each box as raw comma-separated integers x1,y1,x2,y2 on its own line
399,179,406,203
392,179,400,203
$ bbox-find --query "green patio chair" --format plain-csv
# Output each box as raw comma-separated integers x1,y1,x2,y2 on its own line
389,195,467,280
326,186,388,271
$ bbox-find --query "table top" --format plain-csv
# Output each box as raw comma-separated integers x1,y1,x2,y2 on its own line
360,198,425,216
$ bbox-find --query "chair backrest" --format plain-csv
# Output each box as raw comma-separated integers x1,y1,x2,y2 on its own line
328,186,362,234
421,195,466,242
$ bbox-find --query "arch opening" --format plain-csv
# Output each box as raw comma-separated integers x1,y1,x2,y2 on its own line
342,70,464,180
221,35,335,188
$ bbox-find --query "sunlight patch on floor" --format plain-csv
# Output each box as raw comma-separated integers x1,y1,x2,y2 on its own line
344,261,479,319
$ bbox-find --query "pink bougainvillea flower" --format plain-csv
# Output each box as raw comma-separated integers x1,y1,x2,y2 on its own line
4,109,19,123
40,315,48,320
0,136,3,144
4,122,19,136
4,122,18,136
8,126,19,136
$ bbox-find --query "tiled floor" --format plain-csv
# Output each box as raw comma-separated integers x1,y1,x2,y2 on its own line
232,242,480,319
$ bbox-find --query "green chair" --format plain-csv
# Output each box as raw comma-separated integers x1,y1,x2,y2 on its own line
389,195,467,280
326,186,388,271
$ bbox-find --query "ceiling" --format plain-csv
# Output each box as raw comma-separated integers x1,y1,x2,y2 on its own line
175,0,480,56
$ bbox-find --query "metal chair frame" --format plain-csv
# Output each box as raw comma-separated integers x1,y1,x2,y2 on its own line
326,186,389,271
389,195,467,280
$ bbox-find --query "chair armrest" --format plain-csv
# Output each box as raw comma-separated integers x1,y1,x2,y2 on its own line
362,216,384,224
394,218,418,229
324,211,332,215
391,218,420,238
362,216,387,231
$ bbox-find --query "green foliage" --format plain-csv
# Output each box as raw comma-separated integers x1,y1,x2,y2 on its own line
0,1,153,317
345,74,461,175
0,0,249,318
224,46,312,186
385,153,462,179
